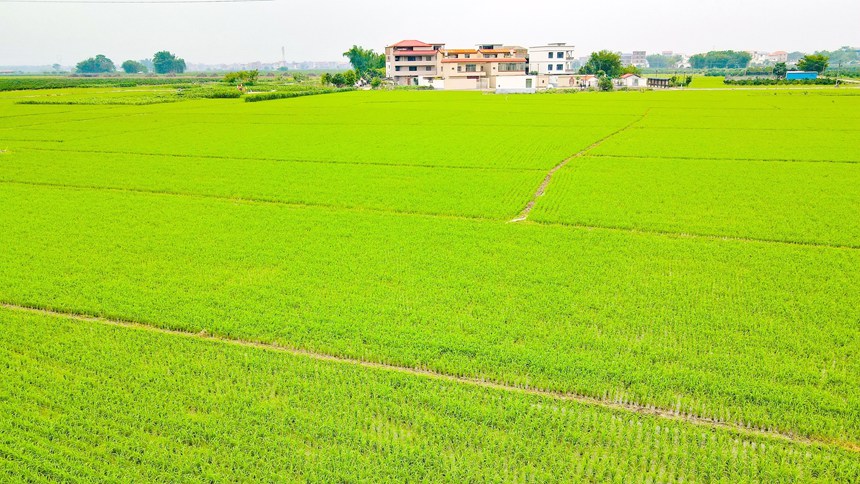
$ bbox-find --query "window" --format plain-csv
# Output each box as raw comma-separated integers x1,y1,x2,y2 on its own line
465,64,477,72
395,66,401,71
557,64,563,71
425,66,431,71
408,66,417,71
465,54,471,59
498,63,525,72
548,52,554,59
407,56,416,62
547,64,553,71
557,52,563,58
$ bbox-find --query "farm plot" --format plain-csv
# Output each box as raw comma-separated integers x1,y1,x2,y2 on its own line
529,156,860,246
1,85,859,479
1,183,858,446
0,148,543,219
589,125,859,162
3,308,857,482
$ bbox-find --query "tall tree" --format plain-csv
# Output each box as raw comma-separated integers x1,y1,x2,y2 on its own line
342,45,384,77
152,51,186,74
773,62,787,78
75,54,115,74
121,60,148,74
797,54,829,73
579,51,623,78
646,54,682,69
689,51,751,69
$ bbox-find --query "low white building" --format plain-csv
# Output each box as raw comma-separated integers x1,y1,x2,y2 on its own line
417,77,444,89
528,43,576,75
615,73,646,88
494,75,536,93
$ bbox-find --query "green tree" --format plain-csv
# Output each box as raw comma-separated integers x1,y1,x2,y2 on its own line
579,50,623,78
797,54,829,73
773,62,787,78
152,51,186,74
75,54,115,74
342,45,385,77
596,70,613,91
224,70,258,85
787,51,806,63
343,70,357,86
320,73,332,85
645,54,681,69
689,51,751,69
621,64,641,76
813,47,857,66
121,60,148,74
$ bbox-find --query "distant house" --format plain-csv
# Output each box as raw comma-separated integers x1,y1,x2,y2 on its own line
384,40,446,86
528,43,576,74
785,71,819,80
616,73,645,88
768,51,789,63
439,45,528,90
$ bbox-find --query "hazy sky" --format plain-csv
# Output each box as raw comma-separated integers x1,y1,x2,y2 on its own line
1,0,858,66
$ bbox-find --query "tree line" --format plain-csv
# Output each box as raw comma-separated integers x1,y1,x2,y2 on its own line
75,51,186,74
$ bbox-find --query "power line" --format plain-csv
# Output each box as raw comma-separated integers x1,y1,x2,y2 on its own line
0,0,273,3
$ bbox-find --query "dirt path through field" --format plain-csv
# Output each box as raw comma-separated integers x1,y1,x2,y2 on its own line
2,301,856,454
510,109,650,223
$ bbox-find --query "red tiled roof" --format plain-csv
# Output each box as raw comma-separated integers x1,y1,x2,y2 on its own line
620,73,640,78
390,40,432,48
441,58,527,63
442,49,478,54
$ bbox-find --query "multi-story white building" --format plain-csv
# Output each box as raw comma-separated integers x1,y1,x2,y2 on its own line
528,43,575,74
619,51,648,68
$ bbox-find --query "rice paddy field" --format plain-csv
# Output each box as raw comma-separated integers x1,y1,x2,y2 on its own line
1,82,859,481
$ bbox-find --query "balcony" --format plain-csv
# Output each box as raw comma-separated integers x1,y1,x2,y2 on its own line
392,56,437,63
394,69,438,76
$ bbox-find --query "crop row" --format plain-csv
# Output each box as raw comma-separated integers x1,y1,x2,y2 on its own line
2,307,858,482
0,149,543,219
530,155,860,246
0,183,857,444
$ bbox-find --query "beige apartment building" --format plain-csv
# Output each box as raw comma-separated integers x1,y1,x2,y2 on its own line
384,40,445,86
386,41,528,90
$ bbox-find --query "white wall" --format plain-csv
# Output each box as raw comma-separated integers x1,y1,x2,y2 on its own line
528,45,575,74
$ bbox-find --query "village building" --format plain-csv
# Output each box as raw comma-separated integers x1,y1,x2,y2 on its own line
615,73,646,88
528,43,576,74
384,40,446,86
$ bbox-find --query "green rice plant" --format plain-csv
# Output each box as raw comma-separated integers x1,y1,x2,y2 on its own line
0,86,858,479
0,183,857,445
530,155,860,246
244,87,356,102
1,307,856,482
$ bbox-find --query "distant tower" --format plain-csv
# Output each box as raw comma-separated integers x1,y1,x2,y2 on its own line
281,46,286,68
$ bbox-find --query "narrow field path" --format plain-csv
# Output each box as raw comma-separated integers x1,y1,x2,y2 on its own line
2,301,856,454
510,110,650,223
